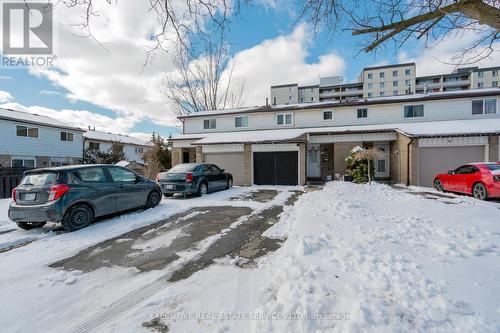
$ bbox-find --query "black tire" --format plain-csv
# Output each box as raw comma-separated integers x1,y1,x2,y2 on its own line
433,179,444,192
196,182,208,197
472,183,488,201
16,221,47,230
61,204,94,232
225,177,233,190
146,191,161,208
163,193,174,198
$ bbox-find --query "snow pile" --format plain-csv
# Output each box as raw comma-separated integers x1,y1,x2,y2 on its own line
0,198,11,228
256,182,500,332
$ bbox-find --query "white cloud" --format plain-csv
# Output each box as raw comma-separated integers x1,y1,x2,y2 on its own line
39,90,64,97
0,76,12,80
0,90,14,103
229,25,345,105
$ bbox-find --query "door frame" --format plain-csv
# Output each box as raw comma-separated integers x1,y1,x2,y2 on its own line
373,143,390,178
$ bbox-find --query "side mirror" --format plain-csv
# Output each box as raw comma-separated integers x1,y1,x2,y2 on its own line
135,175,142,183
447,170,455,175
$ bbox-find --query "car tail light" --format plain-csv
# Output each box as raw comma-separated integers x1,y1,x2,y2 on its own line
185,173,193,182
494,175,500,182
48,184,70,201
11,187,17,203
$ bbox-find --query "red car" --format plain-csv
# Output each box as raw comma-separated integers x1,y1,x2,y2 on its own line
433,162,500,200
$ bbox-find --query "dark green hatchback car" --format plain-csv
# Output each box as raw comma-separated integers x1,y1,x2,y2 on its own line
9,165,162,232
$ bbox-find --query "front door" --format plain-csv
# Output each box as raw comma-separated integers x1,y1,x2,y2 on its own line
374,144,390,178
307,145,321,178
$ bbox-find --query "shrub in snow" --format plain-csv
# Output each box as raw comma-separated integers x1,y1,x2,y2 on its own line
345,146,376,183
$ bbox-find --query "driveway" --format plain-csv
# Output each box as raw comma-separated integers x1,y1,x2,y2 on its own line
0,186,304,333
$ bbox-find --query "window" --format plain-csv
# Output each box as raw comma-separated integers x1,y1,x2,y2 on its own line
288,96,292,100
203,119,217,129
379,72,385,78
74,167,107,182
392,70,398,77
379,92,385,96
357,108,367,118
60,131,74,141
367,73,373,79
235,116,249,128
323,111,333,120
311,97,314,101
377,160,386,173
88,141,100,150
379,82,385,88
108,167,137,182
16,125,38,138
393,90,399,96
12,158,35,167
277,113,293,125
472,99,497,115
405,79,411,86
477,82,484,88
493,70,498,77
393,81,398,87
493,81,498,87
455,165,478,174
135,147,144,154
367,93,372,97
478,71,484,78
404,105,424,118
405,69,411,75
367,83,373,89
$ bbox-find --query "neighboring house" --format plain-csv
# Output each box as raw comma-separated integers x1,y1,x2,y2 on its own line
171,88,500,188
0,108,84,167
271,63,500,104
83,130,150,163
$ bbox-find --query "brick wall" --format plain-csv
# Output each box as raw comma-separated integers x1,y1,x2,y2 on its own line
489,136,499,161
243,143,252,186
299,143,306,185
333,142,362,176
195,146,203,163
171,148,181,166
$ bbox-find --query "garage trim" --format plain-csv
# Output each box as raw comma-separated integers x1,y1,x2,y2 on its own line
419,136,487,147
201,144,244,153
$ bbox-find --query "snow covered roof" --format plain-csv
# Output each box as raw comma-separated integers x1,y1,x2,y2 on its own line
0,107,84,131
171,118,500,144
115,161,130,167
84,130,150,146
178,88,500,119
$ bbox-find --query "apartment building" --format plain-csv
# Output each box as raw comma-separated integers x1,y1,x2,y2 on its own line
171,88,500,188
271,63,499,105
83,130,150,163
0,108,84,167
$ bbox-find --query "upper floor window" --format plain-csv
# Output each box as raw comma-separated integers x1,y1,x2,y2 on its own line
135,147,144,154
472,99,497,115
367,93,373,97
405,79,412,86
379,92,385,96
477,82,484,89
392,70,398,77
379,72,385,78
405,69,411,75
404,105,424,118
367,83,373,89
478,71,484,78
235,115,249,128
16,125,38,138
88,141,100,150
493,70,498,77
379,82,385,88
493,81,498,87
203,119,217,129
393,90,399,96
357,108,367,118
393,81,398,87
277,112,293,125
367,73,373,79
60,131,74,142
323,111,333,120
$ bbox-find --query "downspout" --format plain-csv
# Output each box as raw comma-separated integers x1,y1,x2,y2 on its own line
406,137,415,186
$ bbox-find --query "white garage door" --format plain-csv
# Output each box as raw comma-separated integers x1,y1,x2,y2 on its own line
418,146,485,187
204,153,245,186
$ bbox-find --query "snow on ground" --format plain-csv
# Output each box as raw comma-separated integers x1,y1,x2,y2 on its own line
1,183,499,333
0,198,11,228
104,182,500,333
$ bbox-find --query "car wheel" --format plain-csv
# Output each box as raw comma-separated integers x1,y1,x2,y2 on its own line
16,221,47,230
197,182,208,197
147,191,161,208
433,179,444,192
472,183,488,200
225,178,233,190
62,204,94,232
163,193,174,198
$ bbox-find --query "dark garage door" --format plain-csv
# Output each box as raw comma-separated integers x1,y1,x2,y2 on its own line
253,151,298,185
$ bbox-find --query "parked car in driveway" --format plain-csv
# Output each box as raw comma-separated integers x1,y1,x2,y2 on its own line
9,165,161,231
433,162,500,200
157,163,233,197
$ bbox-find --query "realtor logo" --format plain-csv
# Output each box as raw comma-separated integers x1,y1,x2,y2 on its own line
2,2,53,54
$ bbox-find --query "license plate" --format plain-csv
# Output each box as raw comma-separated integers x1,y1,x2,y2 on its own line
24,193,36,201
165,184,174,190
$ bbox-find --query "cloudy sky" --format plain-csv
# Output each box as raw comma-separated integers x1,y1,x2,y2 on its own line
0,0,499,141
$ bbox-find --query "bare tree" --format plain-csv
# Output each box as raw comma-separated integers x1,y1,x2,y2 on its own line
300,0,500,65
162,33,246,115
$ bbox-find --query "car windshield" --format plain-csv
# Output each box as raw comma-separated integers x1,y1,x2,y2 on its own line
20,172,58,186
486,164,500,171
167,164,198,173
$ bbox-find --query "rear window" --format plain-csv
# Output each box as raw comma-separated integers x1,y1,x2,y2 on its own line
21,172,58,186
486,164,500,171
168,164,198,173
